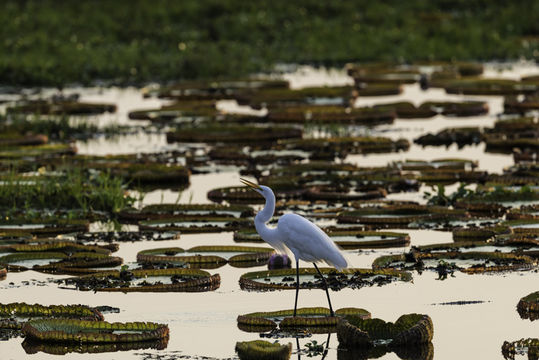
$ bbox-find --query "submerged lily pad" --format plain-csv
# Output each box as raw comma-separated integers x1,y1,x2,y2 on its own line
64,268,220,292
239,267,411,291
235,340,292,360
517,291,539,321
237,307,371,333
137,245,274,268
337,313,434,348
22,318,168,343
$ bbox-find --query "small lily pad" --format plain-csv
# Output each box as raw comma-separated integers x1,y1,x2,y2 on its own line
235,340,292,360
517,291,539,321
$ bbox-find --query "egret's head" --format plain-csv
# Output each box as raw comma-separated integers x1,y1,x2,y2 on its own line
240,178,269,196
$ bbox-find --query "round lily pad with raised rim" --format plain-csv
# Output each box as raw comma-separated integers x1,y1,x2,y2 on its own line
337,313,433,348
119,203,254,222
237,307,371,333
235,340,292,360
7,100,116,115
372,251,535,274
166,124,302,143
503,219,539,235
137,245,274,268
502,338,538,360
65,268,220,293
267,105,395,125
0,302,103,330
22,318,168,343
0,219,89,236
239,267,412,291
0,231,34,244
72,231,181,243
138,216,252,233
517,291,539,321
452,225,510,241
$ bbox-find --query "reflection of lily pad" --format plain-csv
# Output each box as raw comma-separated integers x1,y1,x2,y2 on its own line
22,337,168,355
239,267,411,291
137,245,274,268
237,307,370,333
337,313,434,348
235,340,292,360
517,291,539,321
65,268,220,292
22,319,169,343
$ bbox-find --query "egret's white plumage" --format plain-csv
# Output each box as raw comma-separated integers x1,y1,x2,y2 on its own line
240,178,347,315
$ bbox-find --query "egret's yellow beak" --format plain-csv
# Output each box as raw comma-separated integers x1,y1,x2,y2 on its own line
240,178,262,191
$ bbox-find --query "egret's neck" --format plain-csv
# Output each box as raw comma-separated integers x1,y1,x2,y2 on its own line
255,189,276,240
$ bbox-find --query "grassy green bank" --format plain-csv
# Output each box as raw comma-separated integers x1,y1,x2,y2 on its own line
1,0,537,86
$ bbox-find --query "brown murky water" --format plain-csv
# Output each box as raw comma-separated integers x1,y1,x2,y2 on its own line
1,62,538,359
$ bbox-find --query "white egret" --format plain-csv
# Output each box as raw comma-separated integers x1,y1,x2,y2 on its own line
240,178,347,316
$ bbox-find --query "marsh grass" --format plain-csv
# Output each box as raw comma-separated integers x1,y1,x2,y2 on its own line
0,168,135,215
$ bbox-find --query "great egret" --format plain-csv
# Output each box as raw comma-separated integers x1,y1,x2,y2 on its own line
240,178,347,316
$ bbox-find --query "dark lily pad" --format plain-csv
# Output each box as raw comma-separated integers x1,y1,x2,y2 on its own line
503,219,539,235
506,205,539,220
119,203,254,222
137,245,274,268
166,124,302,143
72,231,181,243
235,340,292,360
138,216,252,233
502,338,538,360
337,313,434,348
279,136,410,155
64,268,220,292
0,134,48,147
414,127,482,147
22,318,168,343
394,158,477,171
0,266,5,280
0,143,77,159
239,267,412,291
517,291,539,321
0,218,89,236
452,225,510,241
7,99,116,115
444,78,538,95
504,94,539,114
267,105,395,125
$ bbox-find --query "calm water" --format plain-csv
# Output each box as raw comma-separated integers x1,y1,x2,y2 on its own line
1,62,538,360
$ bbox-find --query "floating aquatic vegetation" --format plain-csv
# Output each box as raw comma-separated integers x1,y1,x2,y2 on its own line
517,291,539,321
337,204,468,228
64,268,220,292
394,158,478,171
22,318,169,343
0,143,77,160
0,231,33,244
237,307,370,333
337,313,434,348
0,266,6,280
235,86,354,109
138,216,252,233
235,340,292,360
0,218,89,236
119,203,254,222
0,242,111,256
414,127,483,147
137,245,274,268
0,134,48,147
502,338,539,360
503,219,539,235
372,250,535,275
443,78,538,95
267,105,395,125
504,94,539,114
72,231,181,243
507,205,539,220
452,225,509,241
22,337,169,355
278,136,410,155
239,267,411,291
128,101,218,122
346,64,420,85
7,99,116,115
166,124,302,144
454,201,508,217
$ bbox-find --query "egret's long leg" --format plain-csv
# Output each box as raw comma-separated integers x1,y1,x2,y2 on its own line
294,259,300,317
313,263,334,316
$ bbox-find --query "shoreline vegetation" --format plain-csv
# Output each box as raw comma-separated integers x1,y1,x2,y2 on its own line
1,0,537,87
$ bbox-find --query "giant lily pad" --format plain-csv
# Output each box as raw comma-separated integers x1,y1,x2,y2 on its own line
166,124,302,143
237,307,370,333
278,136,410,155
414,127,482,147
235,340,292,360
64,268,220,292
22,318,168,343
72,231,181,243
137,246,274,268
7,99,116,115
502,338,538,360
119,203,253,222
267,105,395,125
444,78,537,95
0,219,89,236
239,268,412,291
337,313,434,348
0,143,77,159
138,216,251,233
517,291,539,321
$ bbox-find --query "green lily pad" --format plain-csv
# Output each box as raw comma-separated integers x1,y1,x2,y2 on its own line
166,124,302,143
119,203,254,222
517,291,539,321
235,340,292,360
22,318,168,343
502,338,538,360
239,267,412,291
64,268,220,292
137,245,274,268
7,100,116,115
138,216,252,233
267,105,395,125
0,219,89,236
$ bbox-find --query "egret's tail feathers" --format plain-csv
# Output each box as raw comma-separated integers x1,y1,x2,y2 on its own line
326,253,348,272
